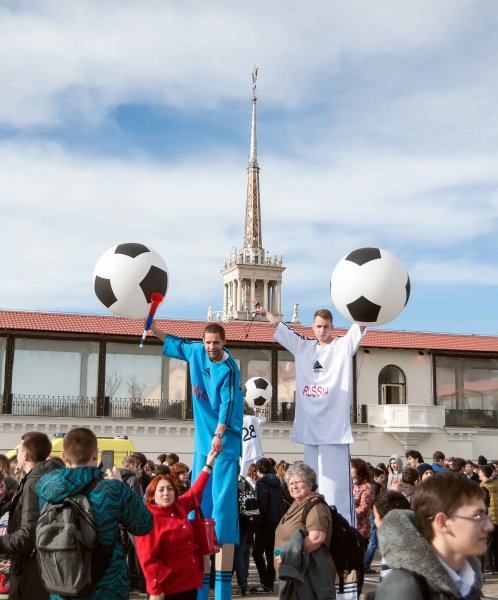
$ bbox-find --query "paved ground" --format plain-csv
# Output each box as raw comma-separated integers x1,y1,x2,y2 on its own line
130,556,498,598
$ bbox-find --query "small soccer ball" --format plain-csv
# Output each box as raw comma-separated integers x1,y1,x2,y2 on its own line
244,377,272,409
330,247,410,326
93,242,168,319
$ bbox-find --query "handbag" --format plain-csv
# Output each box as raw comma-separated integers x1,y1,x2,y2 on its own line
190,497,220,556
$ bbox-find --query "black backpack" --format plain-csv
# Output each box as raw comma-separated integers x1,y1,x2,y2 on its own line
302,495,366,573
36,478,112,597
238,488,261,534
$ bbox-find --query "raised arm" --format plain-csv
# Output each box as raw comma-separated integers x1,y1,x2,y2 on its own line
150,323,166,342
252,300,280,325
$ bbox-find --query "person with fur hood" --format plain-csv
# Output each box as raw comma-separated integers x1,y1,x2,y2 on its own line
375,472,491,599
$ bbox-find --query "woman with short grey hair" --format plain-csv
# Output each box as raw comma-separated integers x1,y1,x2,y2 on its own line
284,461,318,491
275,461,335,596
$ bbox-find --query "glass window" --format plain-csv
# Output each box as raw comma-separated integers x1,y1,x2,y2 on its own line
378,364,406,404
105,343,187,419
12,338,99,397
435,356,498,411
227,347,271,383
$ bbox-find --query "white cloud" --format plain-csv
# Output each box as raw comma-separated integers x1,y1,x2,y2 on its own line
0,0,474,127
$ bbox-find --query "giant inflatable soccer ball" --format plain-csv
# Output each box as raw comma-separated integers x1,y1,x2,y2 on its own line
93,243,168,319
330,247,410,326
244,377,272,409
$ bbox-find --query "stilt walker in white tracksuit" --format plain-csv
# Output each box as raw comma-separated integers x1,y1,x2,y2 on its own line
256,304,365,526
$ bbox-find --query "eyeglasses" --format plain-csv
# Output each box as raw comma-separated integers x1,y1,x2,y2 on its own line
450,513,492,524
288,480,306,488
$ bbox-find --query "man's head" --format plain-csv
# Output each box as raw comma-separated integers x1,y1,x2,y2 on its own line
62,427,98,467
373,491,410,528
203,323,226,362
256,457,274,475
413,472,492,555
17,432,52,473
464,461,475,476
156,453,167,465
405,449,424,467
166,453,179,466
479,464,494,481
312,309,334,345
432,450,445,466
401,466,420,486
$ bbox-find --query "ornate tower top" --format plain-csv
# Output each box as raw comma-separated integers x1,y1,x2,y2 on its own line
244,66,262,249
217,67,285,322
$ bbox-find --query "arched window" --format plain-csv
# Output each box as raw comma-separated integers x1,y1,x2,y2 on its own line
378,365,406,405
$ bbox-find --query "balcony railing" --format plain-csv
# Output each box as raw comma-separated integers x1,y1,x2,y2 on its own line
2,394,296,422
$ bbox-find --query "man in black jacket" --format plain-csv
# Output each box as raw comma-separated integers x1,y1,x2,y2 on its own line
0,432,59,599
251,457,284,594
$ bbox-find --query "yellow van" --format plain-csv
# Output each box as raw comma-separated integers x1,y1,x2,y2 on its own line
7,433,136,467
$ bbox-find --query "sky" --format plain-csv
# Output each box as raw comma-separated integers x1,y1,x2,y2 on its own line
1,0,498,335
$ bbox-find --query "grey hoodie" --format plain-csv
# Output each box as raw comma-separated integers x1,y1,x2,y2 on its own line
376,509,483,600
387,454,403,490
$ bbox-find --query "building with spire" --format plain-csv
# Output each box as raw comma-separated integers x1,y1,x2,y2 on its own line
220,68,285,322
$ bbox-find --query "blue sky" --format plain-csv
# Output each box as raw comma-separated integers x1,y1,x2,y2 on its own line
1,1,498,334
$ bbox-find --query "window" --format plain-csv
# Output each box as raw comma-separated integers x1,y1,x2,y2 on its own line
12,338,99,397
378,365,406,404
435,356,498,411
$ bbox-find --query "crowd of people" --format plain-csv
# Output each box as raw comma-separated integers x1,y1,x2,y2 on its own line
0,435,497,600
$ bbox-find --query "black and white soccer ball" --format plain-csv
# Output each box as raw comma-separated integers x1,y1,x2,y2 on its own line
93,243,168,319
244,377,272,409
330,247,410,326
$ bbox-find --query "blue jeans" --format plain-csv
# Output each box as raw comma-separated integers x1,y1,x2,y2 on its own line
364,513,377,569
234,532,253,587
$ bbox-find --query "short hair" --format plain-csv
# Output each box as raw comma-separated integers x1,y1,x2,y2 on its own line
413,472,484,542
156,453,167,463
479,465,494,479
464,460,475,467
285,461,318,491
145,459,155,471
166,453,179,466
122,456,139,469
432,450,445,462
450,457,466,472
256,457,274,475
0,473,5,484
154,464,171,476
405,450,424,463
145,475,178,506
203,323,226,340
374,491,410,519
21,432,52,463
63,428,97,465
132,452,147,468
351,458,371,484
313,309,333,323
402,466,420,485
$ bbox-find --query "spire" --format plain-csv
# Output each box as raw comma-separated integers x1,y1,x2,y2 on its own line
244,66,262,249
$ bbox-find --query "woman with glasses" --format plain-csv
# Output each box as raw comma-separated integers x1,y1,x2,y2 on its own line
273,462,336,597
375,471,491,599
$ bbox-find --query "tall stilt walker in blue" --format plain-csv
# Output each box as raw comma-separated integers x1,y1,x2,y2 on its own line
151,322,243,600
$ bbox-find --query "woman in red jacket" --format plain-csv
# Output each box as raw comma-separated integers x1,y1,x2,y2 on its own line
136,449,218,600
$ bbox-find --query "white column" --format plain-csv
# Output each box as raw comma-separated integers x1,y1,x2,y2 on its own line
234,280,238,313
250,279,256,307
237,279,242,312
224,284,228,316
263,279,268,311
276,282,281,315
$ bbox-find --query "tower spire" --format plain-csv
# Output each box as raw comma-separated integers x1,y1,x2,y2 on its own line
244,66,262,249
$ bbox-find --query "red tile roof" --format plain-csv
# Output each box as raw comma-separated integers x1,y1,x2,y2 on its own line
0,309,497,353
